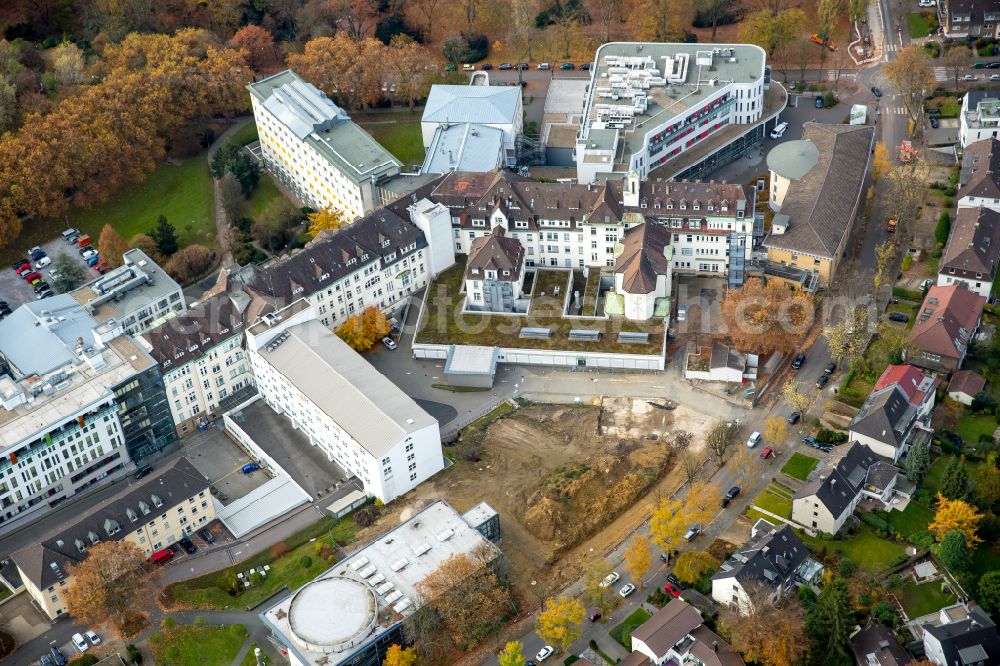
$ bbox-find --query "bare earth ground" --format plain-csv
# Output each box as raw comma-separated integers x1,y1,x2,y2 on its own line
358,399,714,603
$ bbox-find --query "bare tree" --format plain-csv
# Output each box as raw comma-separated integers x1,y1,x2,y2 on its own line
680,450,704,486
883,45,937,125
705,420,738,465
943,45,972,90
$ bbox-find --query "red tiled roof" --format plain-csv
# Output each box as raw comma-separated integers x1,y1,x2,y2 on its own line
873,364,937,406
948,369,987,397
908,285,986,360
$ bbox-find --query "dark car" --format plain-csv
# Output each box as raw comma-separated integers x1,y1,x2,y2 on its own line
815,96,824,108
990,61,1000,68
803,435,820,447
580,62,592,70
242,462,260,474
823,362,837,374
560,62,574,70
50,646,67,666
498,63,513,70
480,63,493,70
198,529,216,543
38,291,54,299
788,411,801,424
41,655,55,666
888,312,910,322
29,248,46,261
12,260,28,271
871,86,882,97
927,107,941,117
666,573,683,588
791,353,805,370
134,464,153,480
974,61,987,69
930,117,940,129
589,609,602,622
722,485,741,507
816,375,830,389
179,537,197,554
516,62,529,70
33,281,50,293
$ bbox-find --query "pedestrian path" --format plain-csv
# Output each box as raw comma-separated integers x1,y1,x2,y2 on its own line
934,67,948,82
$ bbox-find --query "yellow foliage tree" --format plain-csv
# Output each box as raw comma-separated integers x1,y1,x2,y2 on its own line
335,306,391,352
673,550,719,585
498,641,526,666
382,645,417,666
536,595,585,651
64,540,154,635
623,536,653,589
650,482,721,552
763,416,786,446
928,493,983,548
872,143,891,181
306,208,347,238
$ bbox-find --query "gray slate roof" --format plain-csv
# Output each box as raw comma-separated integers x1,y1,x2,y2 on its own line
764,123,875,258
711,519,808,590
141,291,247,370
465,227,525,282
959,137,1000,200
850,623,910,666
941,206,1000,280
923,605,1000,666
422,85,521,125
794,442,881,517
849,385,916,449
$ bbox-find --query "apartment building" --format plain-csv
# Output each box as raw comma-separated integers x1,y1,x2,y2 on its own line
245,300,444,503
959,91,1000,148
10,457,214,619
140,289,258,434
248,70,401,220
575,43,780,184
939,0,1000,39
0,296,175,532
72,249,185,338
958,138,1000,214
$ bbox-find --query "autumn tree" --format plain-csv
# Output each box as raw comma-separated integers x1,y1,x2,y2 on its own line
253,197,302,252
586,0,623,42
721,581,807,666
51,252,87,292
942,45,972,89
336,306,391,352
582,558,617,610
165,244,214,284
872,143,891,182
650,482,722,552
498,641,526,666
673,550,718,585
805,577,855,660
129,234,163,264
823,315,867,367
730,444,757,486
288,34,387,111
416,552,511,650
388,35,435,112
382,645,417,666
219,174,246,224
763,417,786,447
782,381,813,415
228,25,281,73
884,155,929,236
704,420,738,464
883,46,936,125
306,208,347,238
738,7,806,56
873,240,896,296
623,537,653,588
99,224,130,268
680,450,704,486
64,541,154,635
928,493,983,547
721,277,815,355
536,595,585,651
638,0,693,42
52,42,85,86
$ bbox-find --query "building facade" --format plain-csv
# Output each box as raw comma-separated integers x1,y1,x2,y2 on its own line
464,227,527,312
939,0,1000,40
10,458,214,619
248,70,401,220
246,301,444,503
960,91,1000,147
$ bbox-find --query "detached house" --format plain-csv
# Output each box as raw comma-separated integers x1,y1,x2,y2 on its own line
922,602,1000,666
848,365,937,463
710,519,818,613
907,284,986,373
623,599,744,666
937,206,1000,298
958,138,1000,213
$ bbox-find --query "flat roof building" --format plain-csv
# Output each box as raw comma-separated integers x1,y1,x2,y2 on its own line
421,123,506,175
261,499,501,666
421,84,522,167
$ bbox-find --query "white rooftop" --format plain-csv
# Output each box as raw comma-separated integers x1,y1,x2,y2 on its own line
262,500,500,666
422,85,521,125
421,123,505,174
444,345,500,376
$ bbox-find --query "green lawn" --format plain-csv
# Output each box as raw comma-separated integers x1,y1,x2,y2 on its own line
239,644,271,666
163,516,357,610
781,453,819,481
883,501,935,537
954,413,997,445
610,608,652,649
800,524,907,572
149,622,247,666
971,541,1000,578
896,579,956,618
751,482,794,518
228,122,260,147
246,173,284,220
359,119,424,166
908,12,933,38
887,301,918,331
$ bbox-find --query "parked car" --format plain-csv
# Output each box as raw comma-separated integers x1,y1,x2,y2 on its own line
722,486,741,507
666,573,683,587
580,62,591,70
35,256,51,269
12,260,29,271
72,633,89,653
382,337,397,350
619,583,636,597
683,525,701,540
746,431,762,448
791,353,805,370
676,303,687,322
788,81,797,90
198,528,216,543
33,281,50,293
134,464,153,479
179,537,197,554
62,228,81,242
480,63,493,70
990,61,1000,69
963,74,978,81
41,655,54,666
589,609,602,622
22,270,41,282
991,74,1000,81
816,375,830,388
760,446,775,459
38,290,54,299
599,572,620,588
918,0,935,6
78,245,94,256
927,107,941,117
664,582,682,597
815,96,824,108
242,462,260,474
536,646,554,662
516,63,529,70
788,411,801,424
81,248,97,260
498,63,513,70
823,362,837,374
50,646,67,666
560,63,574,70
770,121,788,139
930,117,940,128
86,254,100,267
871,86,882,97
29,246,46,260
462,63,474,71
920,278,933,291
84,631,101,646
151,548,174,565
537,62,551,70
888,312,910,322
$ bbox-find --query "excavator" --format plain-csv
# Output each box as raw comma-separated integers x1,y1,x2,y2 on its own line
810,33,839,52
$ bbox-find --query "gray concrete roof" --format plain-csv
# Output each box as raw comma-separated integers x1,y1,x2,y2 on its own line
444,345,500,376
422,123,505,174
422,85,521,125
766,139,820,180
0,294,98,377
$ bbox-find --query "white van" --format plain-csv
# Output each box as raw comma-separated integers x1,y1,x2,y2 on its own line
769,122,788,139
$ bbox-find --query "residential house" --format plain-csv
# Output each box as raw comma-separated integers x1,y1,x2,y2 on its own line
922,602,1000,666
850,623,911,666
464,227,527,312
958,138,1000,214
421,85,522,167
937,206,1000,298
848,365,937,462
939,0,1000,40
907,284,986,373
763,123,875,286
792,443,911,534
710,518,816,613
959,91,1000,148
612,221,673,320
622,598,744,666
948,369,987,406
9,458,214,619
685,341,757,383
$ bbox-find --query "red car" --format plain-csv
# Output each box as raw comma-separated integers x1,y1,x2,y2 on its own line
665,583,681,598
15,264,31,276
22,271,41,283
760,446,775,459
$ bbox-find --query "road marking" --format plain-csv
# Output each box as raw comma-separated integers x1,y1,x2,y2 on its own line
934,67,948,82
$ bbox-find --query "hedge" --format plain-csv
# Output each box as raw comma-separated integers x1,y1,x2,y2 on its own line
861,511,890,532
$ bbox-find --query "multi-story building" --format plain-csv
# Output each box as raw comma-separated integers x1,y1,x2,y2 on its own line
421,84,522,168
907,284,986,373
261,499,501,666
246,300,444,503
848,365,937,463
245,187,455,331
575,43,783,184
248,70,401,220
140,289,258,434
939,0,1000,40
71,248,185,338
959,91,1000,148
0,296,175,532
9,457,214,619
625,598,745,666
937,206,1000,298
464,227,527,312
958,138,1000,214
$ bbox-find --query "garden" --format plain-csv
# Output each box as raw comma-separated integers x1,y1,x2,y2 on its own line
610,608,652,649
908,11,938,39
781,453,819,482
747,481,795,519
356,110,426,167
149,619,248,666
895,578,957,618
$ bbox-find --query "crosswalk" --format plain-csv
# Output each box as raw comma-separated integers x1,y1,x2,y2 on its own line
884,40,897,53
884,106,907,115
934,66,948,82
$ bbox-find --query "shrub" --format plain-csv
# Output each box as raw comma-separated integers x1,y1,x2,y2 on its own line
909,529,935,548
823,91,837,108
935,212,951,245
861,512,890,531
127,644,143,665
886,573,902,589
271,541,290,558
299,556,313,569
441,32,488,63
944,186,957,196
972,391,997,414
565,657,580,666
888,554,910,567
839,558,857,577
901,254,912,270
816,428,848,444
165,244,215,284
67,655,99,666
353,505,379,527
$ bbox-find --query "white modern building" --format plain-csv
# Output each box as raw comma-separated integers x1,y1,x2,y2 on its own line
248,70,402,220
421,123,507,175
246,300,444,503
575,42,779,184
421,84,522,167
261,499,501,666
71,248,185,338
0,296,175,532
140,289,257,434
959,91,1000,148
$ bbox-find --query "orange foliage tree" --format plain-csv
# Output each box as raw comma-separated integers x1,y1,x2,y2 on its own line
98,224,130,268
335,306,391,352
720,277,815,354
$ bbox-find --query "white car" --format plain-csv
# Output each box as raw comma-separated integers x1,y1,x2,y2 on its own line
71,633,88,653
770,121,789,139
918,0,935,6
84,631,101,646
538,63,551,70
35,256,51,269
963,74,978,81
746,431,762,448
599,571,621,588
536,646,554,662
382,337,397,350
462,64,474,71
676,304,687,322
991,74,1000,81
81,248,97,259
619,583,636,598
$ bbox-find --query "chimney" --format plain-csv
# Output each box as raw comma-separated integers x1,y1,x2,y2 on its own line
713,642,718,653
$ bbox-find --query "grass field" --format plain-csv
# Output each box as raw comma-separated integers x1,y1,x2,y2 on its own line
800,524,907,572
163,516,357,610
751,481,794,518
896,579,956,618
149,622,247,666
240,644,271,666
358,116,424,166
228,122,260,147
246,174,284,220
883,501,935,537
954,413,997,445
781,453,819,481
610,608,652,649
908,12,933,38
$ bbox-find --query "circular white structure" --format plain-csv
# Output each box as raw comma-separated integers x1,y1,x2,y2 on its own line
287,576,377,654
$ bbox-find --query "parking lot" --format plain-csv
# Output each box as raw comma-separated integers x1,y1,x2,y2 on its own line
181,426,273,503
1,233,100,310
